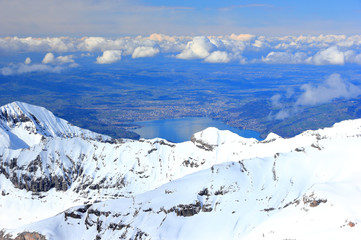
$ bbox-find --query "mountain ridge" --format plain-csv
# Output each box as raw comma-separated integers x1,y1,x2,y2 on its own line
0,102,361,239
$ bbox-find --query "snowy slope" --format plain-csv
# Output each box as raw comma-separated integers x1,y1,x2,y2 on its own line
1,102,361,239
0,101,110,149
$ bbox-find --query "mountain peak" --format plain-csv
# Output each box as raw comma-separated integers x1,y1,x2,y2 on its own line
191,127,257,150
0,101,110,149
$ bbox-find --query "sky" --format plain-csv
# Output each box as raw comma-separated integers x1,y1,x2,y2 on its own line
0,0,361,37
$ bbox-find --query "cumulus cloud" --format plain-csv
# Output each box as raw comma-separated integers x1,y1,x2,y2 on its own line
229,33,255,41
271,35,354,50
176,36,214,60
1,52,76,75
308,46,344,65
270,74,361,120
56,55,75,64
296,73,361,106
132,46,159,58
96,50,122,64
253,39,263,48
24,57,31,65
262,51,307,64
175,36,241,63
42,52,75,65
204,51,231,63
0,37,76,53
1,63,62,76
350,54,361,64
344,51,361,65
42,52,55,64
148,33,176,42
1,34,361,65
79,37,107,52
262,46,361,65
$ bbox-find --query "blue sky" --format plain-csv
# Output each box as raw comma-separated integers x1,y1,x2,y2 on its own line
0,0,360,36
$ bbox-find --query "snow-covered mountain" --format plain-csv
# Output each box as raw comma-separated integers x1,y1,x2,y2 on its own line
0,101,111,149
1,101,361,239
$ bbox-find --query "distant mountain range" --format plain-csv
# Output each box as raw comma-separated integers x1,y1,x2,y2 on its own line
0,102,361,239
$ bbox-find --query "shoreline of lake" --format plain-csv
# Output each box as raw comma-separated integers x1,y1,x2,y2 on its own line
131,117,263,143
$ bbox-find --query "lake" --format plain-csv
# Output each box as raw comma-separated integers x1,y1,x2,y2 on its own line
132,117,262,143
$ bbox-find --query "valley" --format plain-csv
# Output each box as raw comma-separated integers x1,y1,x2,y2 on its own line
1,57,361,139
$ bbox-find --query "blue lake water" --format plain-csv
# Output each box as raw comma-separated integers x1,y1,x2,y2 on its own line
132,117,262,143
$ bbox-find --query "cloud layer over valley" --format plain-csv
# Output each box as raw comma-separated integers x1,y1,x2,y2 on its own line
1,34,361,75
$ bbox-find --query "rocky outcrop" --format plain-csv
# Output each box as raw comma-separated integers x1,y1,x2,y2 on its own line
167,201,213,217
303,193,327,208
190,135,215,151
0,154,77,192
0,231,46,240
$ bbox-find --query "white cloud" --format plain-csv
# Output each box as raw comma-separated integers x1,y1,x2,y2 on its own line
79,37,107,52
274,109,289,120
42,52,55,64
253,39,263,48
1,63,62,76
175,36,240,63
350,54,361,64
344,50,361,65
204,51,230,63
96,50,122,64
1,52,76,75
229,33,255,41
296,73,361,106
0,67,12,76
24,57,31,65
270,74,361,120
56,55,75,64
0,37,76,53
262,51,307,64
271,94,282,107
176,36,214,59
270,94,291,120
148,33,176,42
308,46,345,65
132,46,159,58
0,52,77,75
42,52,75,65
216,37,247,55
1,35,361,65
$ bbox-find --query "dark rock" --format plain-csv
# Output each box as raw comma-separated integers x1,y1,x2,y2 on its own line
143,208,152,212
147,148,157,154
64,212,82,220
0,231,47,240
108,223,127,231
198,188,210,196
168,201,213,217
76,204,92,213
190,135,215,151
9,158,17,169
263,207,275,212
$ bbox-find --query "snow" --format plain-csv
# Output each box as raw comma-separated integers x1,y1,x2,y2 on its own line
1,102,361,239
0,101,110,149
